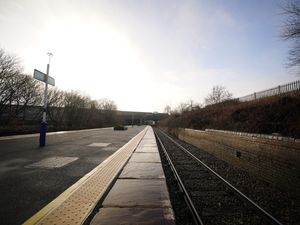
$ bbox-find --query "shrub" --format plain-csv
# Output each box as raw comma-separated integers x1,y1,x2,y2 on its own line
113,125,128,130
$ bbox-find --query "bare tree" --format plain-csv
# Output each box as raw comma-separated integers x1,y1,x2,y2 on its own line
175,102,189,114
62,91,88,126
96,98,118,126
96,98,117,111
187,99,202,111
47,88,65,108
11,74,42,120
46,88,66,126
205,85,233,105
281,0,300,69
173,100,201,114
164,105,171,115
0,48,22,116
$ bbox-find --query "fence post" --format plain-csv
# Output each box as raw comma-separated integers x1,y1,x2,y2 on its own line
254,92,256,100
278,85,281,95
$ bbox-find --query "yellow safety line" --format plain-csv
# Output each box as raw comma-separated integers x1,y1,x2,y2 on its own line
23,126,148,225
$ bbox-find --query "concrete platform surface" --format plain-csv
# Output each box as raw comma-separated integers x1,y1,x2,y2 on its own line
90,208,175,225
138,143,157,147
102,179,171,207
90,127,175,225
135,146,158,153
130,152,161,163
120,162,165,179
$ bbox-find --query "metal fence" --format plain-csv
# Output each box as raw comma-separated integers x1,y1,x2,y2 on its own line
238,80,300,102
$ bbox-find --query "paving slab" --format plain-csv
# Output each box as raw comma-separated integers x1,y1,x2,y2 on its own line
102,179,171,208
135,146,158,153
139,139,157,144
130,152,161,163
138,142,157,147
142,135,155,139
142,137,155,140
90,208,175,225
138,143,157,147
120,162,165,179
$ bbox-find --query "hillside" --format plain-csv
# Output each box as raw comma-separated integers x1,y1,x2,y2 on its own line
159,92,300,139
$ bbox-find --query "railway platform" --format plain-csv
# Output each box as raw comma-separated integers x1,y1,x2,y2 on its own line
23,126,175,225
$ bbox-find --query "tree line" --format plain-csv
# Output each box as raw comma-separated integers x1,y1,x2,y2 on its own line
164,85,233,115
0,48,118,133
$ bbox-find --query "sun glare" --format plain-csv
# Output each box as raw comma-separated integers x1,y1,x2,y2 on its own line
28,18,152,110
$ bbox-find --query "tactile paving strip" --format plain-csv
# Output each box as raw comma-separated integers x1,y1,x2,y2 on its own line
23,127,148,225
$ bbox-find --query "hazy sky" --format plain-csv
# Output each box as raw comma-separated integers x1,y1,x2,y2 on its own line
0,0,296,112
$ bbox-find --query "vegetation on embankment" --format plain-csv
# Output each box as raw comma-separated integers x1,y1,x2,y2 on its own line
159,92,300,139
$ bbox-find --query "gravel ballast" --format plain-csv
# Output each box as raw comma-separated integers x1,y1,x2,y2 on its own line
154,128,299,225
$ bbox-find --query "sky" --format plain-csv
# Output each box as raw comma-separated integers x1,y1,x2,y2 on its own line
0,0,297,112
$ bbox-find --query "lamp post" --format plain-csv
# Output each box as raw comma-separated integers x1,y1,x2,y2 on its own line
39,53,53,147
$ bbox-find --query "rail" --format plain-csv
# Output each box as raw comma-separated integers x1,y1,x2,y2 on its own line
154,130,204,225
157,129,284,225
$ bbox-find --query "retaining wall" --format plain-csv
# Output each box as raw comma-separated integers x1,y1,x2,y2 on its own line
167,128,300,192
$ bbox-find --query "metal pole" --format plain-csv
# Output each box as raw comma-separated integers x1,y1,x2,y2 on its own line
39,53,52,147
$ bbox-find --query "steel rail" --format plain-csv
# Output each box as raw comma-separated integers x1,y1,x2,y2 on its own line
154,130,204,225
158,129,284,225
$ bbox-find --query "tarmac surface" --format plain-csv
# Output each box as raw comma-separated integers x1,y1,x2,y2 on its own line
0,126,145,225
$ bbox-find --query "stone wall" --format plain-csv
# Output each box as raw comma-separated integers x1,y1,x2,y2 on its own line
171,128,300,192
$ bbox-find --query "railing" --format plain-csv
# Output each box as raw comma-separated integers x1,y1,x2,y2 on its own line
238,80,300,102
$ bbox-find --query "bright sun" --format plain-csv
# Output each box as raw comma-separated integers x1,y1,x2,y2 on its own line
25,18,153,111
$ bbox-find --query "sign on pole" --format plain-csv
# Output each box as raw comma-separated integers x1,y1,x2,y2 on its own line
34,69,55,86
33,54,54,147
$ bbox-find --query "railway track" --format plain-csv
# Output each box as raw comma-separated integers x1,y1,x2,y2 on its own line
154,128,284,225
